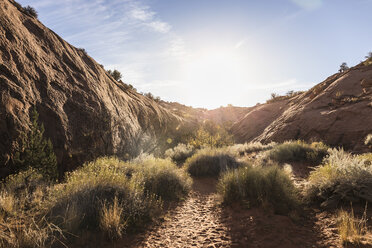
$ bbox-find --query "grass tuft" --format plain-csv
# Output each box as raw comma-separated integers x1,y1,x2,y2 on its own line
184,148,241,177
100,196,125,240
337,205,368,245
264,140,328,165
218,164,300,215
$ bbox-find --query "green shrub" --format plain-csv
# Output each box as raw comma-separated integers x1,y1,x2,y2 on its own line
218,165,299,215
12,108,58,181
107,69,122,81
305,149,372,207
164,143,196,165
264,140,328,165
184,148,241,177
23,5,38,18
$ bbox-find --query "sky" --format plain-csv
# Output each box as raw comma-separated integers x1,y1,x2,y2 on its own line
17,0,372,109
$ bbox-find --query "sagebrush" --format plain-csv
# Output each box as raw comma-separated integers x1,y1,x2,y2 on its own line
218,164,299,215
184,147,241,177
305,149,372,207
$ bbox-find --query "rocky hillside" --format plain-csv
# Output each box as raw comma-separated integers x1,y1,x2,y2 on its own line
0,0,184,174
232,63,372,152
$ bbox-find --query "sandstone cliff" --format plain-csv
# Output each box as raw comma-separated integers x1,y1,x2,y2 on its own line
0,0,183,174
232,64,372,152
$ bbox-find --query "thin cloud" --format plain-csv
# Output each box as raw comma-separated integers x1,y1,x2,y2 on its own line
130,7,154,21
290,0,324,10
146,21,171,33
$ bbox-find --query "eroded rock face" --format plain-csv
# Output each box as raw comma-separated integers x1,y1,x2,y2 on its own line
232,65,372,152
0,0,182,174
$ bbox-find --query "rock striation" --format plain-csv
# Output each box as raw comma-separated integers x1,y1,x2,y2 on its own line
232,64,372,152
0,0,182,174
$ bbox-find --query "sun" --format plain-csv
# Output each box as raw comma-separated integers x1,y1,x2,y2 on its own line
184,48,245,88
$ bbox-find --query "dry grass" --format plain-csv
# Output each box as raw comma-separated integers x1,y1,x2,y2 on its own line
0,156,192,246
100,196,125,240
337,205,368,245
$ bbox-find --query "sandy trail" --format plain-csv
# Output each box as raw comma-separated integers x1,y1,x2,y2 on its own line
126,178,232,247
117,177,335,248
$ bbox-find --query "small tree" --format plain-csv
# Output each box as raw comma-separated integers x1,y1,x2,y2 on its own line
271,93,279,99
365,52,372,60
145,92,154,100
286,90,294,97
13,108,58,181
23,5,38,18
107,69,122,81
339,62,349,73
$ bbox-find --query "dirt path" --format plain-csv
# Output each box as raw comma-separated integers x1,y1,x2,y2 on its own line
126,178,232,247
115,177,337,248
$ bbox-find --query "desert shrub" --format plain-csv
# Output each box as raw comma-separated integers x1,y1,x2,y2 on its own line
12,108,58,181
0,169,63,247
184,148,241,177
231,142,277,156
2,167,45,193
23,5,38,18
218,165,299,215
305,149,372,207
1,168,49,218
164,143,196,165
47,156,191,236
337,207,368,245
47,157,161,235
357,153,372,166
264,140,328,165
131,155,192,200
0,216,63,248
363,52,372,66
339,62,349,73
107,69,122,81
77,48,87,55
266,91,304,103
365,134,372,146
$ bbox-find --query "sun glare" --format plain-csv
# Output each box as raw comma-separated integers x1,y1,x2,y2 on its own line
180,47,250,108
184,49,245,87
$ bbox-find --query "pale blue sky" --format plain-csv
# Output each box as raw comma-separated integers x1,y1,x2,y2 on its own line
18,0,372,109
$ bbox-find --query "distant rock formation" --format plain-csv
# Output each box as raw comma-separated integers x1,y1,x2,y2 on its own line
232,65,372,152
